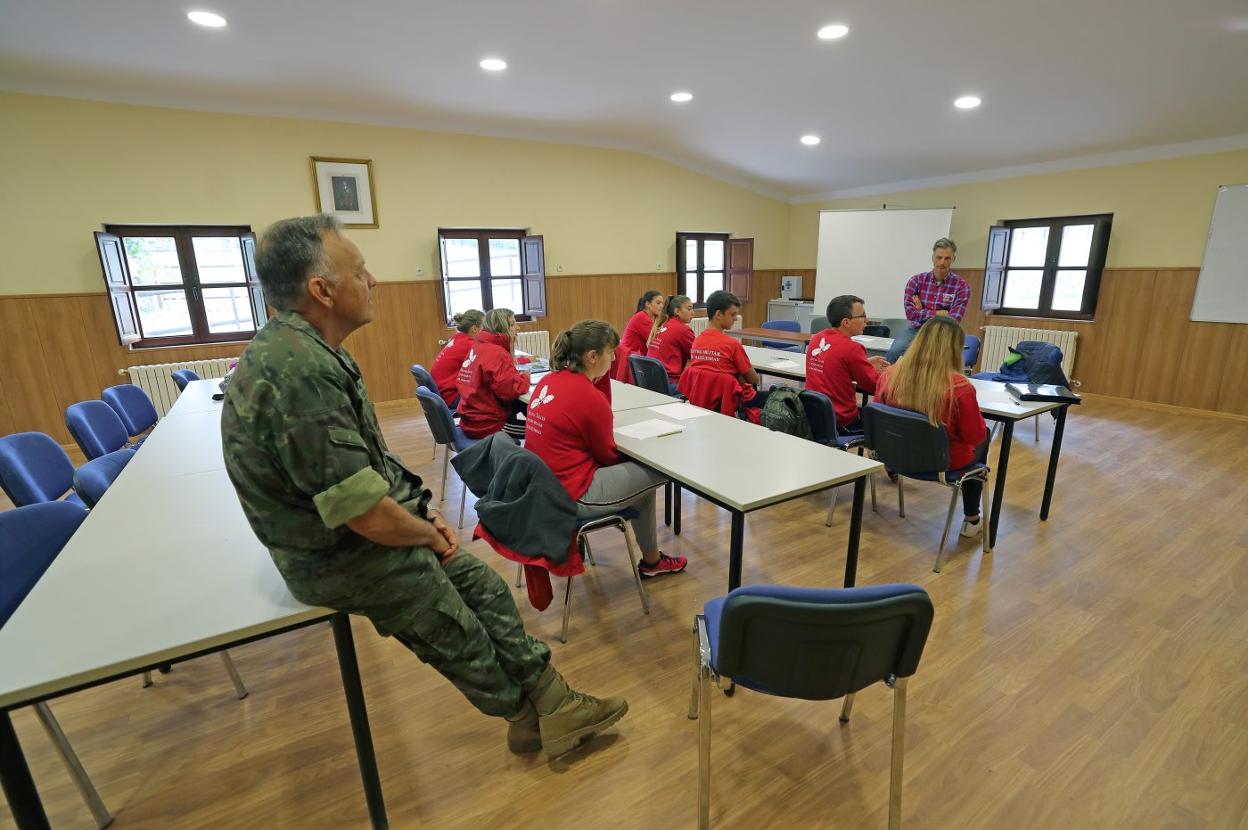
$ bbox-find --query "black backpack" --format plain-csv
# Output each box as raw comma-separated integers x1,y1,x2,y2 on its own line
759,386,811,439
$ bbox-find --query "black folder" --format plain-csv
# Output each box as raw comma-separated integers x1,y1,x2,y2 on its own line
1005,383,1081,404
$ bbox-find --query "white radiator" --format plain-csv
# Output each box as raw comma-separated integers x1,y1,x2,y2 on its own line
981,326,1077,381
121,358,233,416
515,330,551,359
690,317,741,335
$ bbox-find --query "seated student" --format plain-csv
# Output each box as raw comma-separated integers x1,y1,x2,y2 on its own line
613,290,665,382
525,321,687,579
806,294,890,433
457,308,531,440
679,290,768,420
645,294,695,393
876,316,988,538
431,309,484,407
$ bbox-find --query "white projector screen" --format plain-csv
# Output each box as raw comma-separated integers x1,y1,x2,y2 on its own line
815,208,954,322
1191,183,1248,324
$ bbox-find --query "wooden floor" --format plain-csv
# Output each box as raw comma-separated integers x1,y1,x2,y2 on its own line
5,396,1248,829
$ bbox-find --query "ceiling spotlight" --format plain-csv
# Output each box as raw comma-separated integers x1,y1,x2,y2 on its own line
817,24,849,40
800,135,821,146
480,58,507,72
954,95,982,109
187,10,227,27
670,91,693,103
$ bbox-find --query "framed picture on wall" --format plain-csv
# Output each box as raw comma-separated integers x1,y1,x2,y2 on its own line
310,157,379,228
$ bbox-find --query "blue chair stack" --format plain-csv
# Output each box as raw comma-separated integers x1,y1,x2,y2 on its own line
102,384,158,441
73,448,137,508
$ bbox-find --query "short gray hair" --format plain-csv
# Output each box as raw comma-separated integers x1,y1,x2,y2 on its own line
933,237,957,254
255,214,343,312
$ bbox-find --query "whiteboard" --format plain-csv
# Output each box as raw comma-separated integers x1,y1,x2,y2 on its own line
815,208,954,321
1191,184,1248,324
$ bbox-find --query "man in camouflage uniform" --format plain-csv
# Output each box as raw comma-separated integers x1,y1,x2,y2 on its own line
221,214,627,757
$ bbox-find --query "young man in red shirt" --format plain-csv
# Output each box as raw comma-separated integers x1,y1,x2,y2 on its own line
679,290,768,419
806,294,890,433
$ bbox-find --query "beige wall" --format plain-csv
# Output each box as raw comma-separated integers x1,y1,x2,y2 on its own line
788,149,1248,268
0,92,791,295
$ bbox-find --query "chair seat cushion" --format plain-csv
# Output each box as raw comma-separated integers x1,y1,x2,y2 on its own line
904,461,988,483
575,506,640,529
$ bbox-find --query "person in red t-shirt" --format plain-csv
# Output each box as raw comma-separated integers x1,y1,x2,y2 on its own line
612,290,665,382
679,290,768,418
525,320,687,579
645,294,695,392
876,316,988,538
456,308,531,440
806,294,890,433
431,309,484,407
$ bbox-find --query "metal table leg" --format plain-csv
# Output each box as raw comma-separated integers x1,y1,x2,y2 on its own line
331,614,388,830
989,420,1014,548
727,511,744,590
1040,406,1068,520
0,710,50,830
844,477,866,587
664,481,671,526
674,483,682,536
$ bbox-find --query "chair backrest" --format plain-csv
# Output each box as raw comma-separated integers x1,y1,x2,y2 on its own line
0,432,77,506
880,318,910,338
797,390,839,445
962,334,982,369
759,319,802,351
809,315,829,334
102,384,159,436
863,324,891,338
72,448,135,508
0,501,87,627
629,354,670,395
410,363,437,393
415,386,458,447
171,369,200,391
861,402,949,475
65,400,130,460
715,583,933,699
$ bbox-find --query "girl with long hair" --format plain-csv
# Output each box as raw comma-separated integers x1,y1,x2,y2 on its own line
612,289,665,382
645,294,695,390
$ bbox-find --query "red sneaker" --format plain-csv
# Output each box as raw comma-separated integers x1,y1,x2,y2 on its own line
638,552,688,579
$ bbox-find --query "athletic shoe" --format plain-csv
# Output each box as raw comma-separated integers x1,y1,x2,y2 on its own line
638,552,688,579
960,517,982,538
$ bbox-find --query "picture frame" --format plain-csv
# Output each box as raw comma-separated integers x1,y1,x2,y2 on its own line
310,157,379,228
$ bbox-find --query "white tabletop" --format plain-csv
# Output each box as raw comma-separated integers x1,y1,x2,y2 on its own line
743,345,808,381
852,334,894,352
521,377,675,412
612,405,881,513
0,380,326,709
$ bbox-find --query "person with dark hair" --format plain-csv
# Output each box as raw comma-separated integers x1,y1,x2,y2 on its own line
679,290,768,420
456,308,530,440
431,309,484,407
612,289,665,382
525,321,687,579
645,294,695,390
886,237,970,363
222,216,626,759
806,295,889,433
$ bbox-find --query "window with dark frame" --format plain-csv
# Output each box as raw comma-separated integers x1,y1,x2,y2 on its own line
438,229,546,323
982,214,1112,320
95,224,265,349
676,232,730,306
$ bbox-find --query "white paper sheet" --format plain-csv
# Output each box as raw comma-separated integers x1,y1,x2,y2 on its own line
648,403,711,420
614,419,686,440
768,359,800,369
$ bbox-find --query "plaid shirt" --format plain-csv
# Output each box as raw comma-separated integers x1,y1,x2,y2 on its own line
903,270,971,328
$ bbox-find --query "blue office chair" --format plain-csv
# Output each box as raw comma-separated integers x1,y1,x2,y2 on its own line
759,319,803,352
415,386,481,529
798,391,876,526
65,400,130,460
410,363,438,395
102,383,158,438
862,402,991,572
629,354,676,396
690,583,934,830
171,369,200,391
72,448,136,508
962,335,982,370
0,501,113,828
0,432,84,507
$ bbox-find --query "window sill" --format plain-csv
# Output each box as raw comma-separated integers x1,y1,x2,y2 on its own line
129,338,253,351
988,312,1095,324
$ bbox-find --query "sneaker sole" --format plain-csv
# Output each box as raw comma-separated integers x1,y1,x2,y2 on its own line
638,562,688,580
542,700,630,758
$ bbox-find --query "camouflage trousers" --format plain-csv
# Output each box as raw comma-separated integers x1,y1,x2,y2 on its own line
272,544,551,718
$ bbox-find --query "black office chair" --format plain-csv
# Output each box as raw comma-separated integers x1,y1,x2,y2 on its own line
797,390,875,525
629,354,674,396
809,315,829,333
863,324,891,338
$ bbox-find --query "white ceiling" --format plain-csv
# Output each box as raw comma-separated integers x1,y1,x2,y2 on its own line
3,0,1247,200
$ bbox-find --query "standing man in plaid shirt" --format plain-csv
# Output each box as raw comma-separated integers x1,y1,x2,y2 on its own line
885,238,971,363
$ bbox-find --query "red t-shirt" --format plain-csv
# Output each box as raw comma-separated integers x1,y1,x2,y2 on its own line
431,331,474,406
613,310,655,382
646,317,695,382
877,371,987,470
687,327,756,401
524,370,620,501
455,331,530,438
806,329,879,428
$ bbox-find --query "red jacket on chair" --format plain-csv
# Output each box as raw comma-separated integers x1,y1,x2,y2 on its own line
678,367,761,423
455,330,529,438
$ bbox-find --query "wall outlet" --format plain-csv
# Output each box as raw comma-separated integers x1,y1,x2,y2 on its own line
656,261,663,271
557,264,563,272
415,266,424,276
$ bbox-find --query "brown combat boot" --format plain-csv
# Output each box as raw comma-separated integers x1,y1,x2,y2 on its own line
528,665,628,757
506,699,542,753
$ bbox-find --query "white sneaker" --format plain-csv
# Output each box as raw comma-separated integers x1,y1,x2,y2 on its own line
959,517,982,538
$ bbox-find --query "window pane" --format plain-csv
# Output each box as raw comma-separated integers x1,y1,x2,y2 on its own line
685,272,698,299
491,279,523,313
685,239,698,266
443,239,481,278
192,237,247,284
704,240,724,270
703,271,723,296
1008,227,1049,267
203,287,255,333
1051,270,1087,312
123,237,183,286
135,290,192,337
446,281,484,318
488,238,521,277
1003,269,1043,309
1058,224,1094,267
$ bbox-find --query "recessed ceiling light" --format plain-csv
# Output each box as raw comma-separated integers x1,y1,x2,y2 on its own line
954,95,982,110
187,10,227,27
800,135,821,146
817,24,849,40
480,58,507,72
670,91,693,103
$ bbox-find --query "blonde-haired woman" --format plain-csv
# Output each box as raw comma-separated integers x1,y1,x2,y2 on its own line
432,309,484,406
876,316,988,537
456,308,530,440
